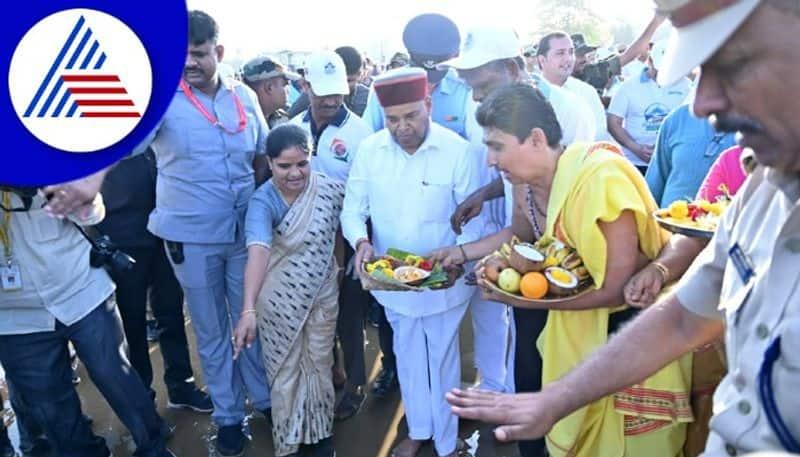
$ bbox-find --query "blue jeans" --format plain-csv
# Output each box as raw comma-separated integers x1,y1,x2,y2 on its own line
0,299,169,457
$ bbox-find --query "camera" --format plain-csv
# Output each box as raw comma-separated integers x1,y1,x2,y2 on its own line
89,235,136,272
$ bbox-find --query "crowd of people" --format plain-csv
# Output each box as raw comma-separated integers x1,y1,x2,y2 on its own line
1,0,798,456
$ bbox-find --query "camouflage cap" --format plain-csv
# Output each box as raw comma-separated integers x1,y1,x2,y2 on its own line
241,55,300,83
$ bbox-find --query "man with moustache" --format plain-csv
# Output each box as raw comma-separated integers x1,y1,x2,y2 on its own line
136,10,271,457
447,1,800,456
342,67,483,457
291,51,372,184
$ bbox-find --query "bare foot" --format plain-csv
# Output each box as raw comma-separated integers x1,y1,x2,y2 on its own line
390,438,426,457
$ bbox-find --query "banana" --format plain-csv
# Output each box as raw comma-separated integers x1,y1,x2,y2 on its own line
554,247,570,264
572,266,590,281
501,243,512,257
545,244,558,258
561,252,583,270
510,235,521,246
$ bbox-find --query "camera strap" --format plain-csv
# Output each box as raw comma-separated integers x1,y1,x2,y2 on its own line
0,192,22,291
0,192,13,261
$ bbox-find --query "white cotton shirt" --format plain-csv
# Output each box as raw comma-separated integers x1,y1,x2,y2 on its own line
563,76,608,140
291,107,373,183
607,70,691,166
341,122,483,317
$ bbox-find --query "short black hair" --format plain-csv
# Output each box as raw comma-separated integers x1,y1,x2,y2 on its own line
335,46,363,76
188,10,219,46
537,32,570,57
475,83,563,147
265,124,312,159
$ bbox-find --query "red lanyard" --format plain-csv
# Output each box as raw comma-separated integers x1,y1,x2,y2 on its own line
179,80,247,134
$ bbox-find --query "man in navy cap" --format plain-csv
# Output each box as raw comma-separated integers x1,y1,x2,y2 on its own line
362,13,473,139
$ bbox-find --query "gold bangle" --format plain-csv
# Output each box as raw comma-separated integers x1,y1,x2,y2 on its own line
241,309,256,316
651,261,669,282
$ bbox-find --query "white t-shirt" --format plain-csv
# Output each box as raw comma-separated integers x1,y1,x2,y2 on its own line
563,76,608,141
291,106,373,183
607,70,691,166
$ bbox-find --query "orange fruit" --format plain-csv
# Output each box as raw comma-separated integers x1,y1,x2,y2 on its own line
520,272,548,299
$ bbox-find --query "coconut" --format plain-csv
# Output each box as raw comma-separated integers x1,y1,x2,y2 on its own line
508,243,545,274
544,266,580,296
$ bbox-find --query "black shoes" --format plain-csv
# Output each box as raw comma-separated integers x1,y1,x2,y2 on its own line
215,424,245,457
370,367,399,398
167,386,213,413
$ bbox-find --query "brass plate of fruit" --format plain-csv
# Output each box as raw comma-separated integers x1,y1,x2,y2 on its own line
480,237,594,304
653,212,715,239
483,278,593,304
653,199,729,239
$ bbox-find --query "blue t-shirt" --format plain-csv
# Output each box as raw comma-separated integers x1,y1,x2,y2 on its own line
244,180,290,248
645,104,736,206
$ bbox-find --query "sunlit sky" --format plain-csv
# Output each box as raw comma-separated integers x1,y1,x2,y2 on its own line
186,0,660,65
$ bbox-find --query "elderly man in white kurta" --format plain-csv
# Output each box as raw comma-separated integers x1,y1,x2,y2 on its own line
341,67,482,457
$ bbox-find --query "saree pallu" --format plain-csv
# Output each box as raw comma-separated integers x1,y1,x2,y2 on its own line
256,173,345,456
539,143,693,457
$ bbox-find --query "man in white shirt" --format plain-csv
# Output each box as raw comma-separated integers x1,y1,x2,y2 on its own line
292,51,372,184
536,32,609,140
342,67,483,457
607,40,691,174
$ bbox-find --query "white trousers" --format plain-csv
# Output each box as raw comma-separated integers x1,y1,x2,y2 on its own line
469,292,512,392
385,302,468,456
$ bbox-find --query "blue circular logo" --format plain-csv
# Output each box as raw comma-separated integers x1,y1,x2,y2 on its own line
2,0,187,185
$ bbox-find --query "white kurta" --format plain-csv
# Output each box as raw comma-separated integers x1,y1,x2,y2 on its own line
341,122,483,317
341,122,483,455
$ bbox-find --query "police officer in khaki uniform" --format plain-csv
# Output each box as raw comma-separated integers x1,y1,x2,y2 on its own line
241,55,300,129
446,1,800,456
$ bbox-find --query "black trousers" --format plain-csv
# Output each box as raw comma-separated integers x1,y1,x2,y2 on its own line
336,245,372,386
376,305,396,371
110,241,194,397
0,301,169,457
513,307,549,457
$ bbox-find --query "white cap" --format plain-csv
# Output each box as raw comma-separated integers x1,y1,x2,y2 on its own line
439,26,521,70
657,0,759,86
303,51,349,97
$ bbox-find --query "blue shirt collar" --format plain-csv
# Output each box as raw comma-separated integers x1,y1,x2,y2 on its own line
435,69,458,95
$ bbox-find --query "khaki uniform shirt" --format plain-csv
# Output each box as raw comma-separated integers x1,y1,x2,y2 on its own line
676,166,800,456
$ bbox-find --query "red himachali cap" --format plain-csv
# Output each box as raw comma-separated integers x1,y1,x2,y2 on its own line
373,67,428,108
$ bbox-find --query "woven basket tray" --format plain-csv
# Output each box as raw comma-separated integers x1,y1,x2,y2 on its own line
359,261,464,292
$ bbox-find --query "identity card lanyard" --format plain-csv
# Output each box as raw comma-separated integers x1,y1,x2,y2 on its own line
0,192,22,291
179,80,247,134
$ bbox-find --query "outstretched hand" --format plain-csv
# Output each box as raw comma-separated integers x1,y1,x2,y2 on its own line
445,388,559,442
